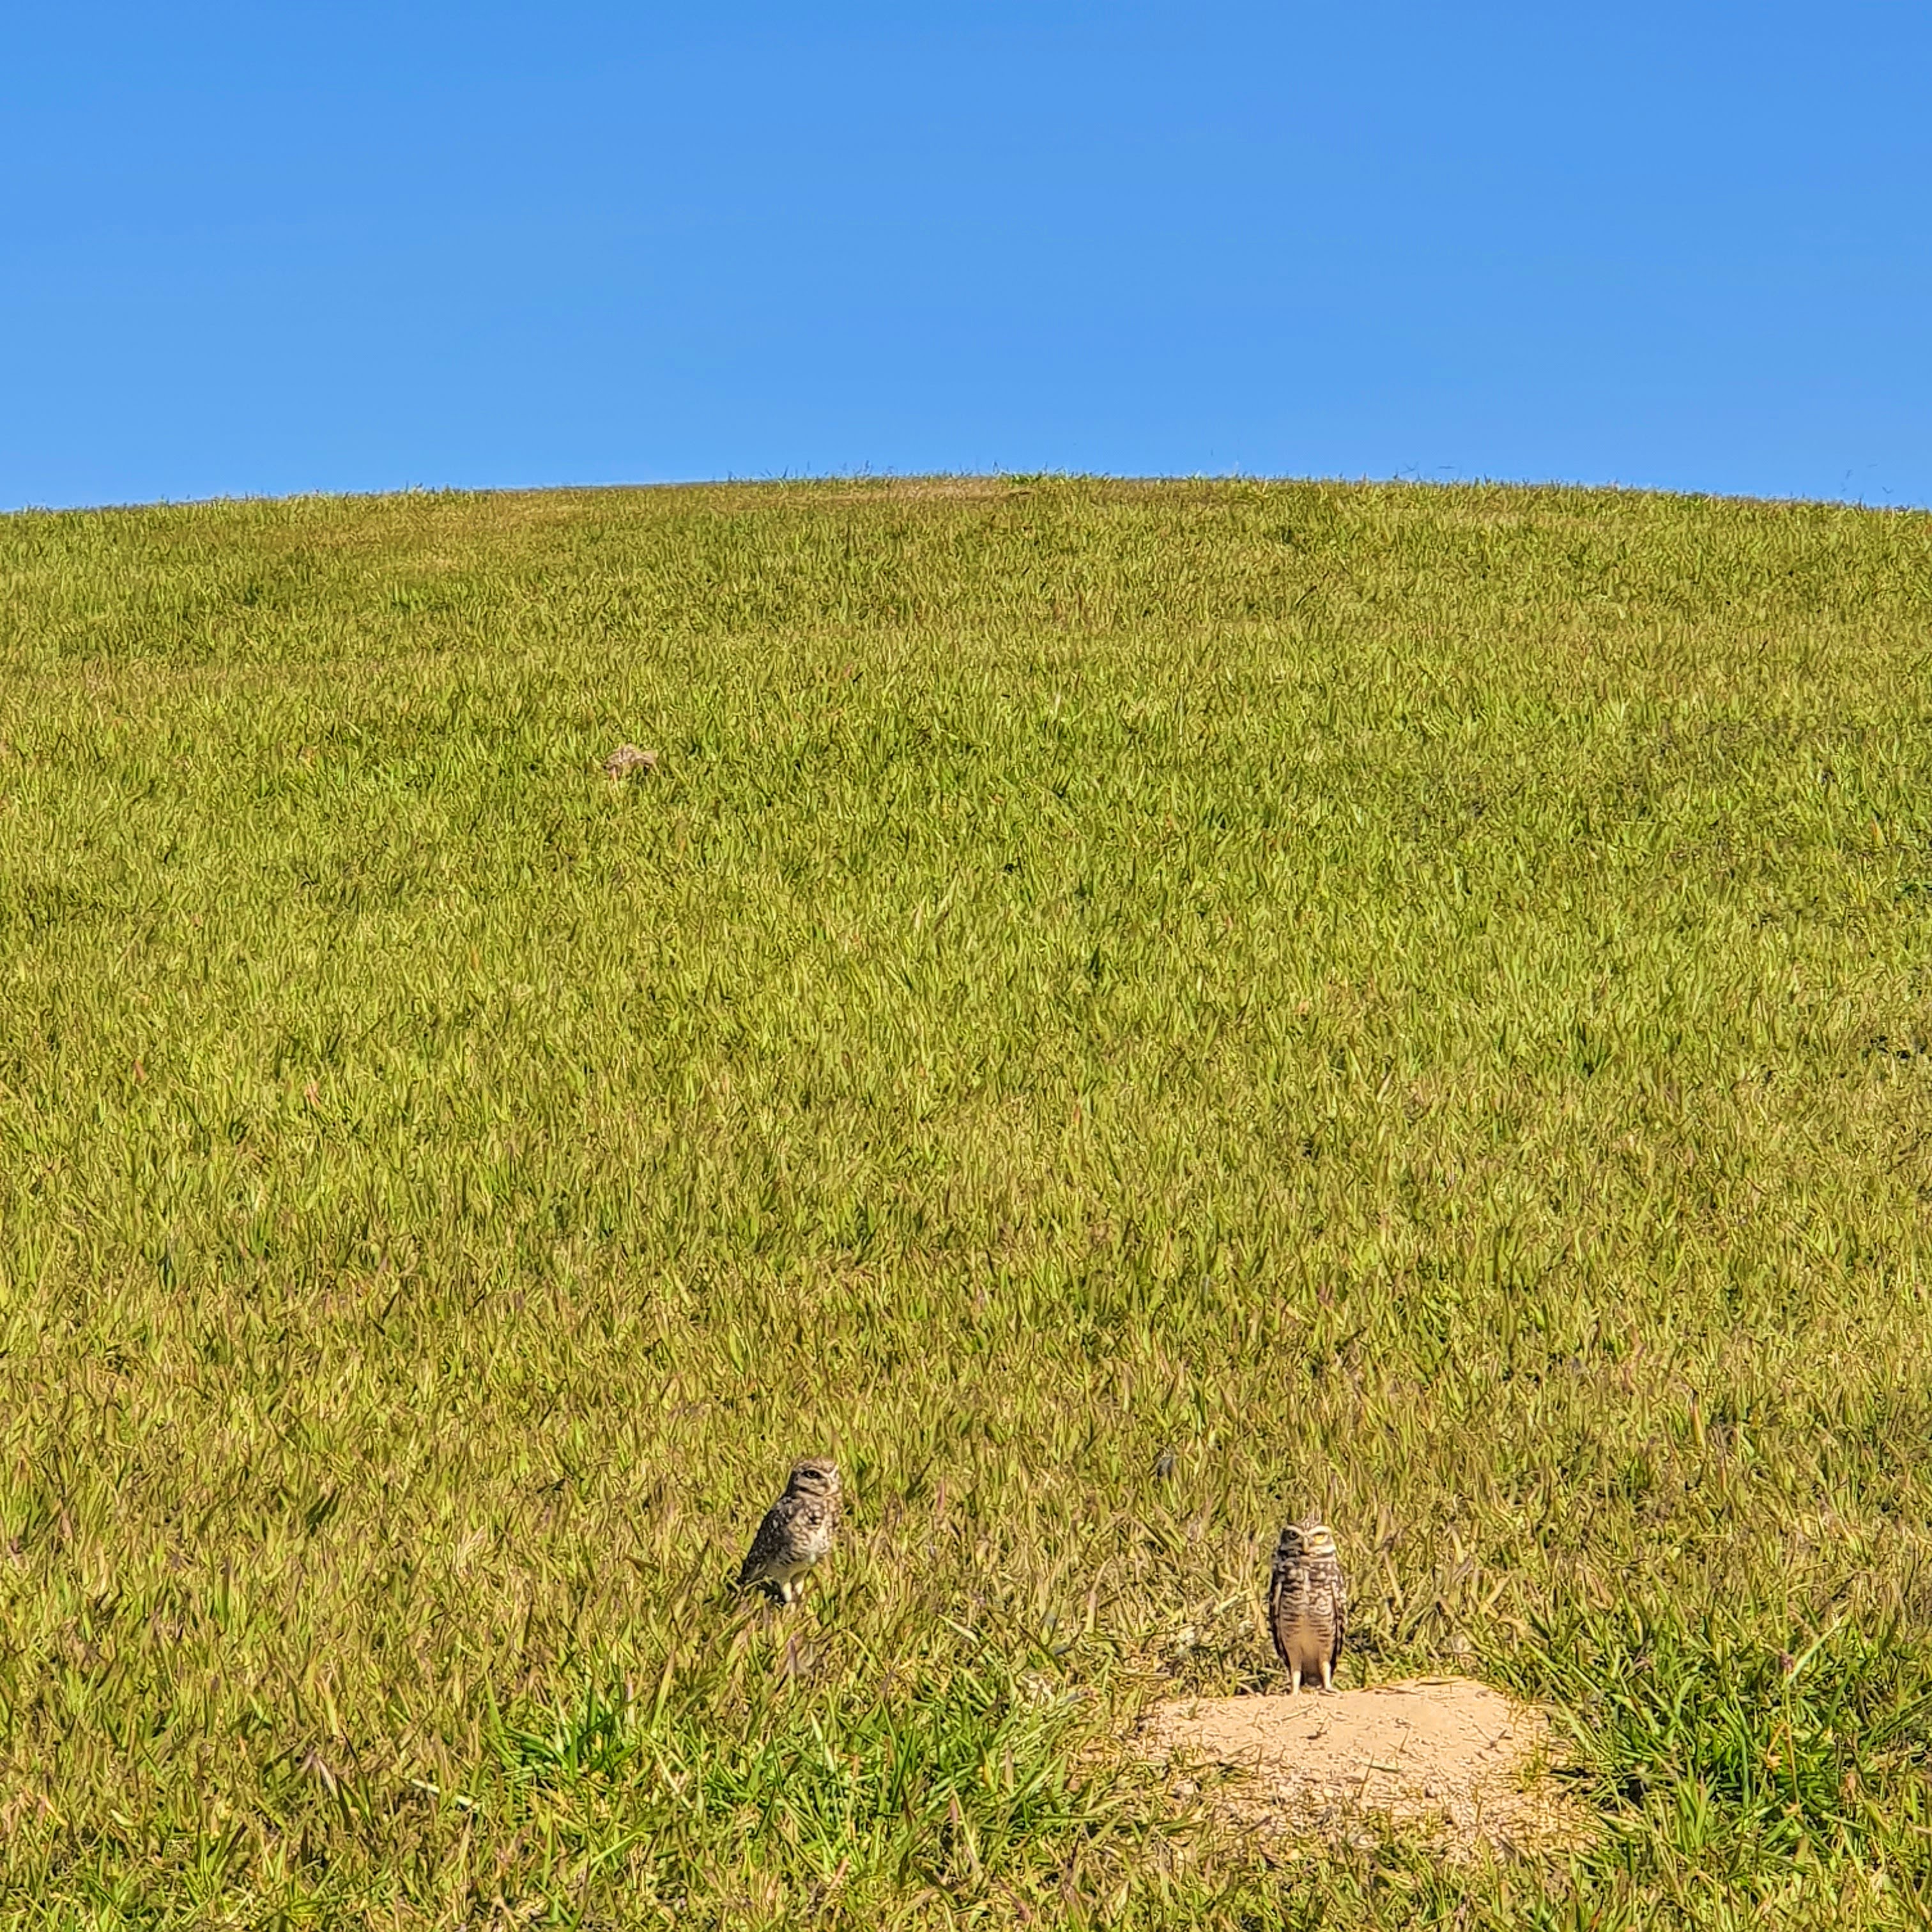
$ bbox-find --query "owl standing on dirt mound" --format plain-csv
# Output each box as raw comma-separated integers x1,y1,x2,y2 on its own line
737,1459,841,1605
1269,1515,1347,1694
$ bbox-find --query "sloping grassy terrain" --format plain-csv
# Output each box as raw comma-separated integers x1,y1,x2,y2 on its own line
1,475,1930,1928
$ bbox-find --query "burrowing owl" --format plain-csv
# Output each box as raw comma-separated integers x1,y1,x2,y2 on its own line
1269,1515,1347,1694
601,743,657,779
736,1459,841,1605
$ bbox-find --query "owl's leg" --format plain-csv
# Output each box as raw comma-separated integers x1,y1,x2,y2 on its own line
1289,1664,1303,1695
1319,1657,1335,1693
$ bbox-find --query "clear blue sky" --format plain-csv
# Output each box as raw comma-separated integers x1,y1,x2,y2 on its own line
6,2,1928,510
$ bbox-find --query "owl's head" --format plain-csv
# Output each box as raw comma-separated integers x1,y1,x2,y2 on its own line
787,1457,841,1497
1278,1515,1338,1560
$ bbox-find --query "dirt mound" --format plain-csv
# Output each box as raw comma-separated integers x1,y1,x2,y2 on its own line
1137,1677,1590,1858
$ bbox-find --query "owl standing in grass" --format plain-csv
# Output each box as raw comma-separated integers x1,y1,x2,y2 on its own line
1269,1515,1347,1693
737,1459,841,1605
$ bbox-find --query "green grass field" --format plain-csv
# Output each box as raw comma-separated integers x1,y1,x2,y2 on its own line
3,476,1931,1928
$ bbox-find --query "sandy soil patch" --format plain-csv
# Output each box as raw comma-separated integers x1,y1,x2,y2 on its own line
1137,1677,1591,1858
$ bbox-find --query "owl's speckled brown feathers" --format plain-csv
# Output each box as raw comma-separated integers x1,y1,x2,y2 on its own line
737,1459,841,1605
1269,1515,1346,1693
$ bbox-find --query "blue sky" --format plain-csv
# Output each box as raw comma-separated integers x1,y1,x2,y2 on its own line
4,2,1928,510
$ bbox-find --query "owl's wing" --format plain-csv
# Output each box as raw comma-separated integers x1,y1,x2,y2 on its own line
1330,1566,1348,1672
737,1497,794,1585
1265,1561,1288,1666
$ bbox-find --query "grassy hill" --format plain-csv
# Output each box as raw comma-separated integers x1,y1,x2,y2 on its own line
3,476,1930,1927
